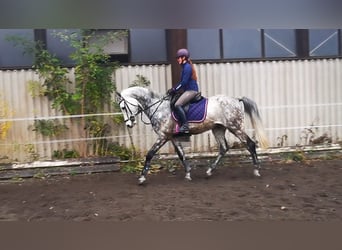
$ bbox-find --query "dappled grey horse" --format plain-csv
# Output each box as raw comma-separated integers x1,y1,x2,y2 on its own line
117,86,269,184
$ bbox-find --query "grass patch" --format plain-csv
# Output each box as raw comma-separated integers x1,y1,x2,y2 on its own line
281,151,306,163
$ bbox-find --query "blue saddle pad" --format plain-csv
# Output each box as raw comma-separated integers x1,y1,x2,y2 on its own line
172,98,208,123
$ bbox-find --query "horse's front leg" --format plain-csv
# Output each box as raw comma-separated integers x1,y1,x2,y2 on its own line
139,137,168,185
171,140,192,181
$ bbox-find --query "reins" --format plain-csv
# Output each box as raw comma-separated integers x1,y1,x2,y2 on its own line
116,91,170,125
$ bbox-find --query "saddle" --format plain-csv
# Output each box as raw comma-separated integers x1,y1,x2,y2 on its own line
170,92,208,123
170,92,203,112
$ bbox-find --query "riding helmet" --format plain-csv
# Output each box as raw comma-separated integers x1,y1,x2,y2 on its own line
176,48,190,58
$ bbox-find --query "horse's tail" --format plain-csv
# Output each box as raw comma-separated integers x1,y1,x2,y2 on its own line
239,97,269,149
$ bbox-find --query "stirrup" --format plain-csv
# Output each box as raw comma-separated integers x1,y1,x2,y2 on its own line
179,124,189,133
173,129,191,137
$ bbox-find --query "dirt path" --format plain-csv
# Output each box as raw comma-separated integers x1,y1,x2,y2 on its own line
1,158,341,221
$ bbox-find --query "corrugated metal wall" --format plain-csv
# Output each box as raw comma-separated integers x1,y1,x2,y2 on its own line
1,59,341,162
196,59,342,150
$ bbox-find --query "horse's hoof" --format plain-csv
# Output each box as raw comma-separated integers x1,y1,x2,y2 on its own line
138,175,146,185
253,169,261,177
184,173,192,181
206,168,213,177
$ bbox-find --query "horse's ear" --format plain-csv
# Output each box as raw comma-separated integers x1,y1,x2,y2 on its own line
115,91,123,103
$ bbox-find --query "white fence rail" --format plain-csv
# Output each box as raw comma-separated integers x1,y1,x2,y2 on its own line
0,59,341,162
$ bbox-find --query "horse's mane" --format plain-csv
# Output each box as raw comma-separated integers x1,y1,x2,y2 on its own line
122,86,162,99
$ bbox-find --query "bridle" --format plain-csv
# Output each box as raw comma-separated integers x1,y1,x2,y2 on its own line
116,92,137,124
115,91,169,125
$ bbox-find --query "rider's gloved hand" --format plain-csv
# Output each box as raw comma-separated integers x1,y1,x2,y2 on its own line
167,88,176,95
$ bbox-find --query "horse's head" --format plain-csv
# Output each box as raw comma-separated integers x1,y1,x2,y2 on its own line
117,86,166,128
117,91,141,128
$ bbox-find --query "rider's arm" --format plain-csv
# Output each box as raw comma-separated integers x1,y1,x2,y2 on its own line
174,64,192,91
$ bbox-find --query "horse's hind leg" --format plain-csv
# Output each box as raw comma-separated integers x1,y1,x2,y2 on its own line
171,140,192,181
206,125,229,177
230,129,261,177
246,136,261,176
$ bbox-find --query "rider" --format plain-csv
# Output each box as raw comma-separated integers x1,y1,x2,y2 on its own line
168,48,199,134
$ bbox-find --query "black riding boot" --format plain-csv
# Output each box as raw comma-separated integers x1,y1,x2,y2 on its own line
174,105,189,134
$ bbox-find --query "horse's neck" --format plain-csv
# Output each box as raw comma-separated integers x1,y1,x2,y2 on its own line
126,88,171,119
139,96,171,120
135,95,157,109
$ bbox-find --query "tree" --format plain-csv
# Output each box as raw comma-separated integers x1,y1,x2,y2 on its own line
7,29,127,157
0,94,12,140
